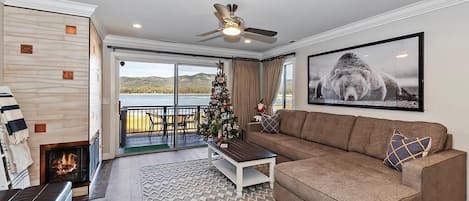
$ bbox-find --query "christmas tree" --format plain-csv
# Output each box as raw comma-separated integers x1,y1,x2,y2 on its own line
199,61,239,141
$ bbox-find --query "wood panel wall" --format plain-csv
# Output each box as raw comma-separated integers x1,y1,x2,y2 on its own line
2,6,90,185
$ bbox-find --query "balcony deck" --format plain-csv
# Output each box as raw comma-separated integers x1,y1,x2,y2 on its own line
120,105,209,154
124,132,205,148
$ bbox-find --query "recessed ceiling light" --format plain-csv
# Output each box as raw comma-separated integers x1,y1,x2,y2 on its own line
396,53,408,58
132,23,142,29
244,39,252,44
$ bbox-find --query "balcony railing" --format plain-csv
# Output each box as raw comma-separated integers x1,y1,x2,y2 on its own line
119,105,208,147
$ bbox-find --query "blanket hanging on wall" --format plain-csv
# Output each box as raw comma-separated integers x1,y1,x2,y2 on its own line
0,122,33,174
0,87,29,144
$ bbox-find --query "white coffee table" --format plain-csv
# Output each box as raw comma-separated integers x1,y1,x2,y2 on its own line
207,140,277,197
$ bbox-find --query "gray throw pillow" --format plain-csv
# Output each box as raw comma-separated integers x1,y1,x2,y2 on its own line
384,129,432,171
261,113,279,134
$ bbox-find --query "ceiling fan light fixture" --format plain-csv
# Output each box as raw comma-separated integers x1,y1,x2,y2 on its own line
223,21,241,36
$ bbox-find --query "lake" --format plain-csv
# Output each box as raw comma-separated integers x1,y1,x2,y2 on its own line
120,94,211,106
120,93,293,107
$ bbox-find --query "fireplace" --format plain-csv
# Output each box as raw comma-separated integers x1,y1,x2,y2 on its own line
40,141,89,187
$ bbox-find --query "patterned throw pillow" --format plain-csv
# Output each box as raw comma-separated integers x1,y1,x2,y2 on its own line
384,129,432,171
261,113,280,134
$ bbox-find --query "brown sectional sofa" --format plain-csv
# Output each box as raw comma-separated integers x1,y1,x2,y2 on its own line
247,110,466,201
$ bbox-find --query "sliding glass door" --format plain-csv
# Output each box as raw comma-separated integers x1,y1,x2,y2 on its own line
119,61,216,154
119,61,176,154
177,64,217,148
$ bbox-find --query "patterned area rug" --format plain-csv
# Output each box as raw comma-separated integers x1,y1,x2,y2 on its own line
140,159,274,201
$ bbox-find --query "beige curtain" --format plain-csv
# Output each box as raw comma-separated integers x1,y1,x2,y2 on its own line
232,59,260,131
263,58,284,114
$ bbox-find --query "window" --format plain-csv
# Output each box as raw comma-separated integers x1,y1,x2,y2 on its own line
273,62,293,112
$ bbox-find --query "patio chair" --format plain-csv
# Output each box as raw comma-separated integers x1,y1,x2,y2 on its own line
146,112,194,141
146,112,159,137
171,115,190,141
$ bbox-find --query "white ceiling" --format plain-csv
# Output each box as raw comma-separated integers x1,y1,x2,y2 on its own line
72,0,422,52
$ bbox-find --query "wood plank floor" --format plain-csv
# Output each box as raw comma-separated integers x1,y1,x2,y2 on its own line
91,147,208,201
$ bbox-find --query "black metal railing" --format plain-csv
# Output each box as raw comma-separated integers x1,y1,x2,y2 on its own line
89,133,100,179
120,105,208,142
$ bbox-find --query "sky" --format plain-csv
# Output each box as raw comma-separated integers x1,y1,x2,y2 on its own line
120,61,217,77
285,63,293,80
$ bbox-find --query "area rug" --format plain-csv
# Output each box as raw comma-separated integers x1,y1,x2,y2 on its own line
139,159,274,201
124,144,171,154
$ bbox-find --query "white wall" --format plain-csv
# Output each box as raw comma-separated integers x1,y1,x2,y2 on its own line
0,3,3,83
294,3,469,196
101,46,115,160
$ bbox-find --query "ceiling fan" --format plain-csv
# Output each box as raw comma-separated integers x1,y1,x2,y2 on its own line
197,3,278,43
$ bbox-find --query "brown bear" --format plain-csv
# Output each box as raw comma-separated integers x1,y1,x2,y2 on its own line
316,52,401,101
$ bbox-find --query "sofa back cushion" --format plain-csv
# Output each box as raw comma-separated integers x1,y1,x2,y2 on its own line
301,112,356,150
278,110,307,138
349,116,448,160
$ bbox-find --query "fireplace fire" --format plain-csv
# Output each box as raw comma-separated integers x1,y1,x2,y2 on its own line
40,141,89,187
53,152,78,176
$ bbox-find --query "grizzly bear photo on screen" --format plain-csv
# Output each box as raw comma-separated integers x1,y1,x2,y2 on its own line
308,33,422,111
316,52,402,101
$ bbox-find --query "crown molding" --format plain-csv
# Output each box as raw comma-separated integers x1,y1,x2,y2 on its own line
104,35,263,60
1,0,97,17
262,0,469,58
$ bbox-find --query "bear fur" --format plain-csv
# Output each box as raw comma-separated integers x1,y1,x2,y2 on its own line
316,52,401,101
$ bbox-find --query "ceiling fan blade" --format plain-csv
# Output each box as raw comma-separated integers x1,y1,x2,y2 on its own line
227,4,238,16
199,34,223,42
243,32,277,44
214,12,224,23
244,27,278,37
214,4,230,19
231,4,238,13
197,29,220,37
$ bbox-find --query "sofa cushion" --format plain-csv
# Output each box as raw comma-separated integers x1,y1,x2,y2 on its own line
278,110,307,138
247,131,297,157
349,116,447,160
275,152,419,201
301,112,356,150
247,131,344,160
273,182,304,201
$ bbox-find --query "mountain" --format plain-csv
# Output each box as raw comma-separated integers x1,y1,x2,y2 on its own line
120,73,293,94
120,73,216,93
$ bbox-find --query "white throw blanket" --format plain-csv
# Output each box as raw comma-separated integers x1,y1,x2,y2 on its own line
0,88,29,144
0,119,33,188
0,86,33,176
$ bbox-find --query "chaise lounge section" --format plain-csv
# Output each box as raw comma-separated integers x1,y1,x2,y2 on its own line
247,110,466,201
